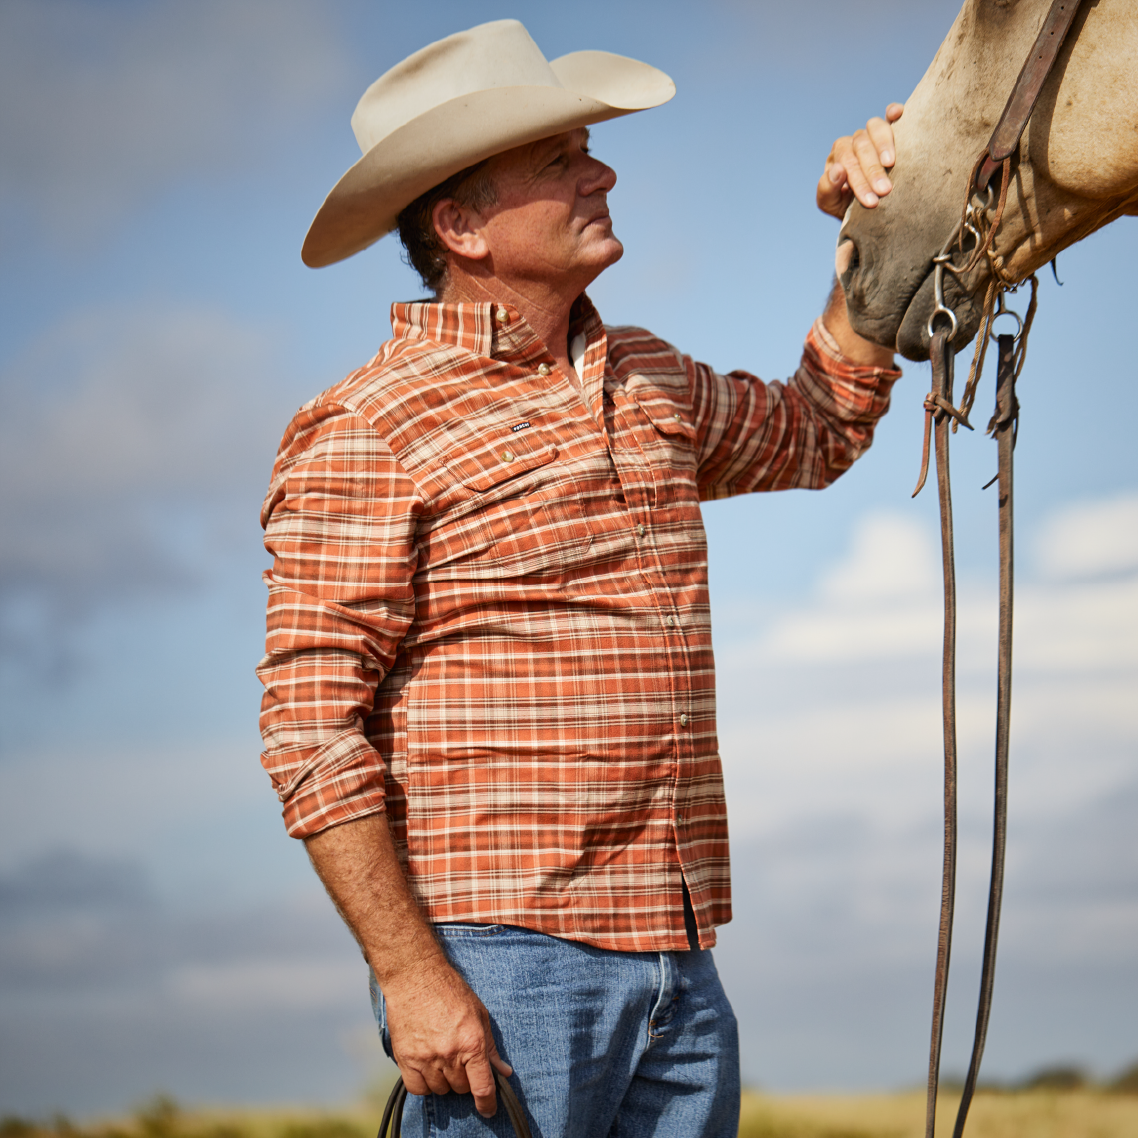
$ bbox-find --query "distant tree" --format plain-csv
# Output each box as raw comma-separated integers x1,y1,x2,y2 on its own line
1109,1061,1138,1095
1019,1065,1088,1091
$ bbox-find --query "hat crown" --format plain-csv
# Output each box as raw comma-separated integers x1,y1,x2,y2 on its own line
351,20,562,155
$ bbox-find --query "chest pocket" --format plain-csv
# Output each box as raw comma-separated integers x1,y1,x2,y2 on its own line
624,387,699,509
422,425,593,578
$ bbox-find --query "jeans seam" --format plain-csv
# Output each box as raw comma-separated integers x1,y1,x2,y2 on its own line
647,951,669,1042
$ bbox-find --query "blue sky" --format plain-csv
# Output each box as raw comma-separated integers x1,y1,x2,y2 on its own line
1,0,1135,1117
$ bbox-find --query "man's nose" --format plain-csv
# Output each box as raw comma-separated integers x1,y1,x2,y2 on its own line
581,157,617,195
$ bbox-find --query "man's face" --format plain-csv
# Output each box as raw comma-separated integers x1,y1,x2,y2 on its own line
474,128,622,294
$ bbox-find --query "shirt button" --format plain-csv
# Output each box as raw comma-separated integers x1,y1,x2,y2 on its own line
666,615,676,627
679,714,688,726
677,813,685,823
673,413,682,422
637,524,646,537
537,363,552,376
495,307,509,324
501,450,514,463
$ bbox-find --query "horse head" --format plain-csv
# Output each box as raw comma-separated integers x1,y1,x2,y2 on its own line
838,0,1138,362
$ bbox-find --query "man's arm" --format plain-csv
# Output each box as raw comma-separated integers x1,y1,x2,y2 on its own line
305,815,511,1118
817,103,904,367
259,405,508,1117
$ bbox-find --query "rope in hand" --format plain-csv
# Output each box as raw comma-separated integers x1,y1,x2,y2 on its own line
379,1070,532,1138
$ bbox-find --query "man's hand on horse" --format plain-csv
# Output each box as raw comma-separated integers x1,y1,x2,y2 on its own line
818,103,904,219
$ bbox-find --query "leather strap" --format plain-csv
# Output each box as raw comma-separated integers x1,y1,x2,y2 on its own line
975,0,1085,191
379,1069,532,1138
948,334,1016,1138
923,329,959,1138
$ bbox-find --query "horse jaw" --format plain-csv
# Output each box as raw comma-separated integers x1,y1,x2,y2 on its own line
838,0,1138,364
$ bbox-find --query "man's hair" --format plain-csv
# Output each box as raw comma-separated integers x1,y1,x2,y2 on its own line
397,160,498,295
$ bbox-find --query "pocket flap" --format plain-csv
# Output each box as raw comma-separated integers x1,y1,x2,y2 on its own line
644,408,696,441
443,435,559,492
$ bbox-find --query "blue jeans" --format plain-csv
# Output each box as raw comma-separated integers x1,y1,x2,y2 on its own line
370,924,739,1138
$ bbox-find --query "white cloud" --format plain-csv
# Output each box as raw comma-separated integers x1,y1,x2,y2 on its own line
1034,491,1138,580
749,507,1138,671
713,494,1138,962
818,512,941,601
0,0,351,239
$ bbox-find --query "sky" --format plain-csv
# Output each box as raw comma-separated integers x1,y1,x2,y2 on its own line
1,0,1135,1119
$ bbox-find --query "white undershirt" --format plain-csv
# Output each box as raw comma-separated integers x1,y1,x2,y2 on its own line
569,332,587,388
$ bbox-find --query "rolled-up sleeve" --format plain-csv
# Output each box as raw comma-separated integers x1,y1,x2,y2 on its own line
256,401,421,838
692,317,901,499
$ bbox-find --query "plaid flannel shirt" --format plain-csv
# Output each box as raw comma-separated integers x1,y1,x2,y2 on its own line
257,294,900,952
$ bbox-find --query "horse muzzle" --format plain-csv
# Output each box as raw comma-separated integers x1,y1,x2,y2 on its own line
838,205,984,362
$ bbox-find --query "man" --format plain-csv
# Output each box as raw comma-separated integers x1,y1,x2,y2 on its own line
258,19,902,1138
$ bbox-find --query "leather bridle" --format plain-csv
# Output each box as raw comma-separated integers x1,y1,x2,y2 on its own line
913,4,1085,1137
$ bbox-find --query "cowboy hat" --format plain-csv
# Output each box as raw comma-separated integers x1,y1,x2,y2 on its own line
301,19,675,268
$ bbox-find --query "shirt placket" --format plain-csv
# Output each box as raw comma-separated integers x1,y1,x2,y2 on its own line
604,377,696,943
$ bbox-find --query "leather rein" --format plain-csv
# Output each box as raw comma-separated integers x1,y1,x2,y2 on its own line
912,4,1084,1137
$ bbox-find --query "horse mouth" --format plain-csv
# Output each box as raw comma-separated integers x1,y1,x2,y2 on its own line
838,236,981,363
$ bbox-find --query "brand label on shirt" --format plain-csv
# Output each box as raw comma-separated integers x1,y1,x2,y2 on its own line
510,421,531,433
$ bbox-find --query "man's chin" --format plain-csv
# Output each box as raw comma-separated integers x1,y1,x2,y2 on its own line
591,234,624,270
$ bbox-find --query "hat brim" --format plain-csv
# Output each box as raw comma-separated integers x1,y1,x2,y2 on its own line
301,51,675,268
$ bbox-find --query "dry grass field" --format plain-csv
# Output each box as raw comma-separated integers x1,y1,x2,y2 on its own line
737,1088,1138,1138
3,1083,1136,1138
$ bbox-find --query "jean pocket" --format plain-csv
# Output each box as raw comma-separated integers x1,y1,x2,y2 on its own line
433,922,508,939
369,970,394,1059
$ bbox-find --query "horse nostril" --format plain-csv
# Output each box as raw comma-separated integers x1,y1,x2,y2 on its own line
836,238,860,286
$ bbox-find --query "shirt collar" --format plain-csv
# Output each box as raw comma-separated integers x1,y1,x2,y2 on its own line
390,294,606,368
390,294,609,427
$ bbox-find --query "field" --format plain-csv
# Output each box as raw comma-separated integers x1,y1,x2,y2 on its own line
737,1089,1138,1138
4,1086,1137,1138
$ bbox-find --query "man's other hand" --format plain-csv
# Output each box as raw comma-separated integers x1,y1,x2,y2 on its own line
384,960,513,1118
818,103,904,219
301,815,512,1119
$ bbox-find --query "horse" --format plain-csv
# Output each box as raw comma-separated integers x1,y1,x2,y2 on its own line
837,0,1138,361
834,4,1136,1135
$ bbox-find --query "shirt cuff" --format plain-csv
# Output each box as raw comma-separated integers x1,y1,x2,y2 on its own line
263,727,388,839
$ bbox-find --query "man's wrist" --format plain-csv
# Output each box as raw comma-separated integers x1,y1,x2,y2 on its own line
822,278,896,368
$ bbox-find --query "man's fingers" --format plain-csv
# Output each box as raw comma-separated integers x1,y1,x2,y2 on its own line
421,1065,454,1096
817,139,854,219
488,1041,513,1077
398,1065,432,1097
865,114,896,170
464,1055,499,1119
817,103,906,219
851,130,892,202
837,132,881,207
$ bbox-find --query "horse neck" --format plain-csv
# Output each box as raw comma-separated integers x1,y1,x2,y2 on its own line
900,0,1138,283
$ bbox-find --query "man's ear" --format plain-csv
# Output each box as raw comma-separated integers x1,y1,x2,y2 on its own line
433,199,490,261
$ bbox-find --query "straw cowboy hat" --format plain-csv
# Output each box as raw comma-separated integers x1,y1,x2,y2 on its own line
301,19,675,267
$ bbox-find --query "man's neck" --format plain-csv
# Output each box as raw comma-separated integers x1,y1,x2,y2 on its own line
440,273,582,385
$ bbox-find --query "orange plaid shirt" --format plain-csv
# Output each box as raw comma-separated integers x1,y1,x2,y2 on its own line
257,295,900,952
